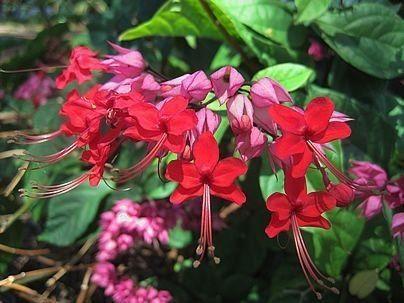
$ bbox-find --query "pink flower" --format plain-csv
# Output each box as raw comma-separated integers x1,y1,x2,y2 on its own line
392,213,404,239
14,72,54,107
308,39,327,61
349,161,388,196
189,108,221,146
180,71,212,103
210,66,244,104
226,94,253,134
91,262,116,288
385,176,404,209
358,195,383,219
236,126,267,161
160,74,190,98
102,42,147,77
250,77,292,108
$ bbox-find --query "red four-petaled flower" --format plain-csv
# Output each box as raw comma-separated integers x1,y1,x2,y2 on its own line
268,97,351,178
165,131,247,266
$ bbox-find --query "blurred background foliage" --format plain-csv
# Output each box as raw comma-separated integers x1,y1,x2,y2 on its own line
0,0,403,302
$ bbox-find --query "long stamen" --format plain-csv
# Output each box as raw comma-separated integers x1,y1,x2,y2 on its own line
20,141,78,164
291,216,339,299
0,66,67,74
113,134,167,184
20,172,88,199
8,130,62,145
193,184,219,268
307,141,375,192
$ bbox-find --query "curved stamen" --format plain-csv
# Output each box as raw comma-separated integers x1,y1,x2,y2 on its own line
113,134,167,184
9,130,62,145
307,141,376,193
20,172,88,199
21,141,78,164
0,66,67,74
291,216,339,299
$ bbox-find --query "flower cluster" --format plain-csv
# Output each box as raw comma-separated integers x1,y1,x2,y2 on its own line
349,160,404,237
92,199,180,303
14,71,55,107
9,43,380,298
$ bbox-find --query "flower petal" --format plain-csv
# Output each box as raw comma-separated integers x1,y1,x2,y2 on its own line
290,146,313,178
166,109,197,135
128,102,160,132
266,193,291,220
170,184,203,204
193,131,219,174
210,157,247,187
268,104,306,135
313,122,351,144
160,96,188,119
165,160,202,189
304,97,334,136
296,215,331,229
210,184,246,205
272,133,306,160
265,214,291,238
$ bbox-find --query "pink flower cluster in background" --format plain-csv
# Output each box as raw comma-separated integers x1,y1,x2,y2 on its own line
14,72,55,107
349,160,404,238
92,198,224,302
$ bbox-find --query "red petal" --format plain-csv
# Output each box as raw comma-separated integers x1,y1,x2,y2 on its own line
164,134,186,153
305,192,336,214
193,131,219,174
304,97,334,136
272,133,306,160
167,109,197,135
170,184,203,204
313,122,351,144
284,170,307,202
290,146,313,178
128,102,160,132
123,122,161,141
210,184,246,205
165,160,202,189
160,96,188,118
265,214,291,238
266,193,291,220
210,157,247,187
296,215,330,229
268,104,306,135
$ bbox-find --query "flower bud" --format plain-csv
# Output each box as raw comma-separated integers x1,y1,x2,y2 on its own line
327,183,354,207
181,71,212,103
250,77,292,108
210,66,244,104
226,94,253,134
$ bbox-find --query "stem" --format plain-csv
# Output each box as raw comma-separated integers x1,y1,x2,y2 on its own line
198,0,258,73
0,243,49,256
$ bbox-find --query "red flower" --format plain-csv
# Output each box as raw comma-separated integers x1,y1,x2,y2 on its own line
165,131,247,266
56,46,105,89
265,171,338,299
268,97,351,178
114,96,197,184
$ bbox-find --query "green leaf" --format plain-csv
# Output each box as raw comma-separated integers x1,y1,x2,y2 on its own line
349,270,379,299
253,63,314,91
315,3,404,79
119,0,222,41
32,100,61,132
168,225,192,249
209,44,241,71
311,209,365,277
295,0,331,25
38,182,112,246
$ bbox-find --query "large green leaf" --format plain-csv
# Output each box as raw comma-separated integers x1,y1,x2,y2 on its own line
119,0,222,41
311,209,365,277
315,3,404,79
38,182,112,246
295,0,331,25
349,270,379,299
253,63,314,91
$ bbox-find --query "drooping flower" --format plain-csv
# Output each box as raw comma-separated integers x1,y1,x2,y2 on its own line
102,42,147,77
265,170,338,299
250,77,292,108
117,96,197,183
55,46,104,89
392,213,404,239
189,107,221,146
210,66,244,104
165,131,247,266
327,182,354,207
269,97,351,179
385,176,404,209
180,71,212,103
14,72,54,107
308,39,327,61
